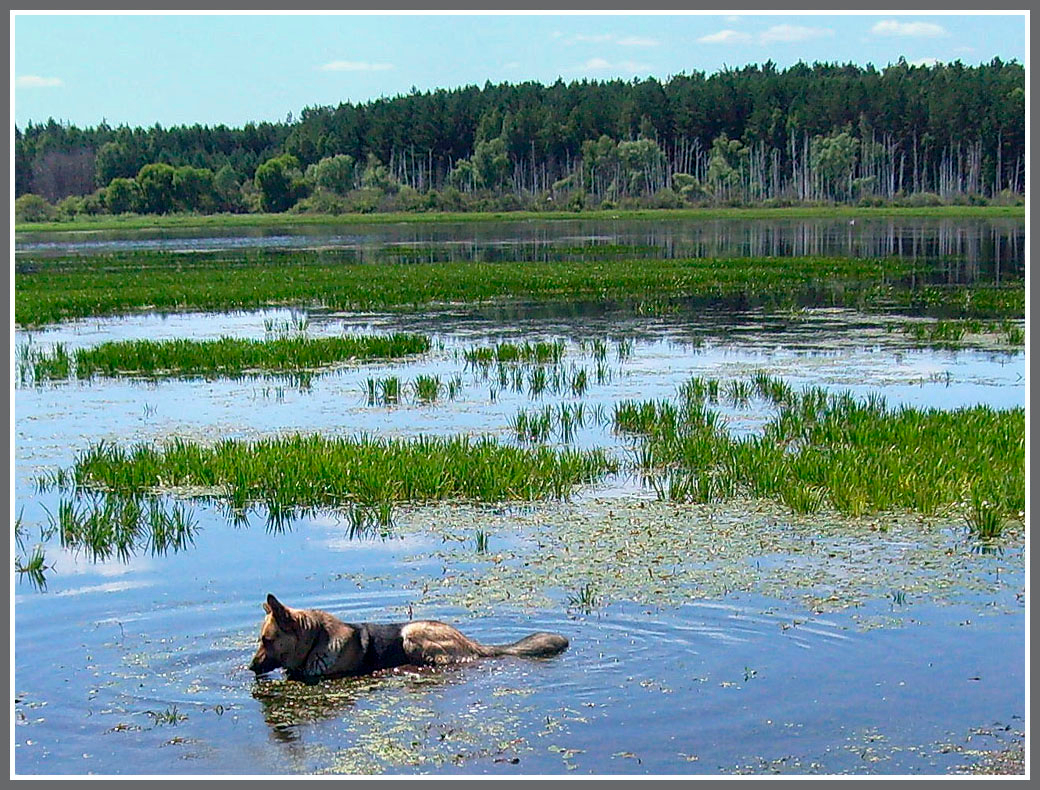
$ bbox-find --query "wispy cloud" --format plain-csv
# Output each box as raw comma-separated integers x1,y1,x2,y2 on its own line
759,25,833,44
871,20,947,37
699,25,832,45
578,57,653,73
16,74,63,88
557,33,660,47
319,60,394,72
697,29,752,45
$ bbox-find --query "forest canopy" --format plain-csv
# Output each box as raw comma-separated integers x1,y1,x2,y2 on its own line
14,58,1025,216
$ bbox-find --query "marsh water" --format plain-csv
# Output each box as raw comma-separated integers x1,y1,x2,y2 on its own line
15,215,1025,282
13,217,1026,775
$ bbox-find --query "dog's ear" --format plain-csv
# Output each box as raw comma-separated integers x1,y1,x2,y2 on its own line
266,593,294,628
262,601,272,614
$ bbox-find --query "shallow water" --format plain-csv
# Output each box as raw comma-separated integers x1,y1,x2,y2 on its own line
13,306,1025,775
15,215,1025,282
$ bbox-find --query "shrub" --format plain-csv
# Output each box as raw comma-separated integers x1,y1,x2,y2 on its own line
15,194,56,223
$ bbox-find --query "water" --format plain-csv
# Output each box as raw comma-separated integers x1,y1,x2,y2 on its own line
13,214,1026,774
15,215,1025,282
13,304,1025,775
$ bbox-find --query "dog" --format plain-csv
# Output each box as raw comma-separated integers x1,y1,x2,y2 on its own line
248,594,569,681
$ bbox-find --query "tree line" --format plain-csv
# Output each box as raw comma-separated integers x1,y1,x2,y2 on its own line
15,58,1025,219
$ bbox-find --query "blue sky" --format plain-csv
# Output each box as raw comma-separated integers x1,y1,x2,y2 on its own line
13,12,1028,129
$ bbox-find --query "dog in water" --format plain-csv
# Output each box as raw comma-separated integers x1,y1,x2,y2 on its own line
248,594,569,681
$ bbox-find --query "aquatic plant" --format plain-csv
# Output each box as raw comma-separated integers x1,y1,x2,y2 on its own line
566,582,600,613
28,334,431,380
620,375,1024,519
50,435,617,521
377,376,402,405
17,250,1022,328
413,374,443,403
446,374,464,400
464,340,566,367
965,491,1007,540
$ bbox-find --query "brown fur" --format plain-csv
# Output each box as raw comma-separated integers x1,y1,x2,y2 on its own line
248,594,568,681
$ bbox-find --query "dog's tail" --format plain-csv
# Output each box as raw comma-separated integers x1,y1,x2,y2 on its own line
477,632,569,658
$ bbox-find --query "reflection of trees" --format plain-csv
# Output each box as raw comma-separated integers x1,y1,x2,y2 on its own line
251,668,459,743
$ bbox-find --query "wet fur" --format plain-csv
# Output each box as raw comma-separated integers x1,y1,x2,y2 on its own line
248,594,568,681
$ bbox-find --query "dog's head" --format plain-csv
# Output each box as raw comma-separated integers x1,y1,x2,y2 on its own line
248,594,304,675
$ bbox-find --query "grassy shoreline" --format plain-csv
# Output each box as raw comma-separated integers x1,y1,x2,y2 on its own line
15,204,1024,234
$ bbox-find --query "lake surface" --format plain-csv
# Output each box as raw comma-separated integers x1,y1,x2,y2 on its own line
15,215,1025,283
13,215,1026,775
13,305,1025,775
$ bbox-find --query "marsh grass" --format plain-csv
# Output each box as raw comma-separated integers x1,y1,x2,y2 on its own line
17,251,1021,327
618,375,1024,520
377,376,402,405
25,334,430,381
446,374,464,400
464,340,566,367
511,403,589,444
50,435,617,530
566,582,600,613
413,375,443,403
145,705,187,727
896,319,1026,348
263,312,310,337
965,491,1007,539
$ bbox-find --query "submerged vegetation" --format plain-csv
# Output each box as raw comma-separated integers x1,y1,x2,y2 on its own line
20,333,430,380
15,250,1024,327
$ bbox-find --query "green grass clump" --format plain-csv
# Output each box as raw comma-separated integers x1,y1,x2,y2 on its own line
27,334,430,380
897,319,1026,348
413,375,443,403
464,340,566,367
50,435,617,522
17,250,1022,328
620,376,1024,520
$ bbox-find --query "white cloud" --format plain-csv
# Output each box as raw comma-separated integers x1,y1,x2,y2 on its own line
759,24,833,44
697,29,752,44
573,33,615,44
319,60,394,72
908,57,940,67
556,33,659,47
16,74,63,88
724,15,742,24
579,57,652,73
871,20,947,37
617,36,660,47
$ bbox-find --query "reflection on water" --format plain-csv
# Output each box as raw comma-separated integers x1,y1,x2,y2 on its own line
16,216,1025,281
